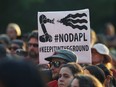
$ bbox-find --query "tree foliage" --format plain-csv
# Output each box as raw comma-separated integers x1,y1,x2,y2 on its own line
0,0,116,34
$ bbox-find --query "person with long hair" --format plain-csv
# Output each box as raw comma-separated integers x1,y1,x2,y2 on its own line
70,74,103,87
58,62,83,87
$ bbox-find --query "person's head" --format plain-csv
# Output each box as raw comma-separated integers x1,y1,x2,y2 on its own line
0,34,11,49
6,23,21,40
9,39,26,54
91,43,112,65
84,65,105,84
28,31,38,60
96,64,111,78
58,62,83,87
90,29,97,47
96,64,116,87
105,22,115,36
70,74,103,87
45,49,78,80
0,60,45,87
0,44,7,59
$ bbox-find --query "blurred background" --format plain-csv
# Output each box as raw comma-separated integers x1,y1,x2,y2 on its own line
0,0,116,34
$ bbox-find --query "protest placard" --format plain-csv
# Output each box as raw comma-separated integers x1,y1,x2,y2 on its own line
38,9,91,64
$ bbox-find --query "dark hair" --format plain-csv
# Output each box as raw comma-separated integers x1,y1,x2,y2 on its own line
0,44,6,58
96,64,111,77
28,31,38,41
60,62,83,76
11,39,24,49
73,74,103,87
0,60,45,87
85,65,105,84
0,34,11,47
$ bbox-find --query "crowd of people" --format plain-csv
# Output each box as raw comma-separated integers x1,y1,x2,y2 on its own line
0,22,116,87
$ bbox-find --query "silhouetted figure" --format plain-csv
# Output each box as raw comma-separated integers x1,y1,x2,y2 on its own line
0,60,46,87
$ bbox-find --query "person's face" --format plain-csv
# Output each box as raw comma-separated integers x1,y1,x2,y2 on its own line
6,28,17,40
70,78,79,87
28,38,39,58
50,58,66,80
91,49,104,65
58,67,74,87
106,24,115,36
10,44,20,54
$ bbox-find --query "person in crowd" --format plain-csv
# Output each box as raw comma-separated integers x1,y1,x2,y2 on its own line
111,64,116,79
27,31,39,64
97,22,116,45
84,65,105,84
10,39,26,54
40,69,53,83
0,34,11,53
97,64,116,87
97,64,113,79
9,39,27,60
0,59,46,87
45,49,78,85
90,29,97,47
21,33,30,43
45,49,78,80
91,43,116,87
97,23,116,73
0,34,13,59
70,74,103,87
0,44,7,60
57,62,83,87
104,22,116,47
91,43,112,70
104,23,116,76
6,23,21,40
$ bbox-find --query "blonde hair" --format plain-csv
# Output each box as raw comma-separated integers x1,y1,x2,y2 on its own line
91,29,97,47
7,23,21,36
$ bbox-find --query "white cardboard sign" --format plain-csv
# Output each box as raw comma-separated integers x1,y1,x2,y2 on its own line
38,9,91,64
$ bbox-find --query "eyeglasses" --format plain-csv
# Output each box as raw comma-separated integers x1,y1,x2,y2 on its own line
9,46,19,51
28,43,38,48
16,49,28,57
49,61,66,68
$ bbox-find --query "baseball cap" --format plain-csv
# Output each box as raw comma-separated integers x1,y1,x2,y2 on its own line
92,43,112,62
45,49,78,62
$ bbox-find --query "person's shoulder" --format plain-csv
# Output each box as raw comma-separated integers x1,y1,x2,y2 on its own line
47,80,58,87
